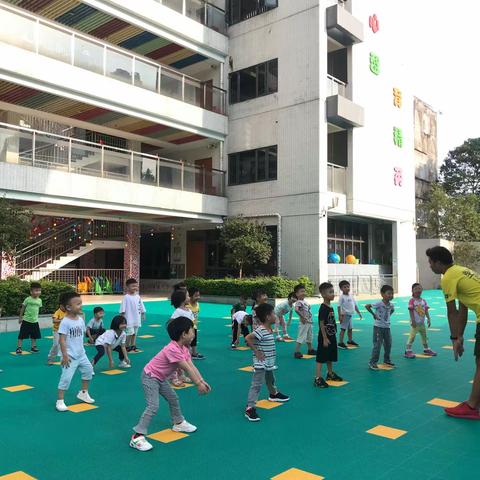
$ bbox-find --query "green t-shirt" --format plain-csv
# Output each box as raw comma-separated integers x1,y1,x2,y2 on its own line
22,296,42,323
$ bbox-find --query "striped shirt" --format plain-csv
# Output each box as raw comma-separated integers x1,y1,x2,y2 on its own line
252,326,276,371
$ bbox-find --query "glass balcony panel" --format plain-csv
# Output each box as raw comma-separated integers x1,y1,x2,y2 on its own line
74,37,104,75
38,23,72,63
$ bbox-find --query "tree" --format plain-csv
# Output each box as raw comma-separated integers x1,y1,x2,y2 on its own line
440,138,480,196
0,197,31,262
220,216,272,278
453,243,480,271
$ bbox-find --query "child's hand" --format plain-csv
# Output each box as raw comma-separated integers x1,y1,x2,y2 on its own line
427,320,431,328
255,350,265,361
109,361,114,369
358,313,363,319
323,338,330,348
197,382,210,395
61,355,70,368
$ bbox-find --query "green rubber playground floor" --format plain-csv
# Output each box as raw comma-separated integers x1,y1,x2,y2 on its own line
1,290,479,480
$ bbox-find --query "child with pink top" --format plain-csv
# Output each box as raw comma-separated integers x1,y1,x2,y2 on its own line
129,316,211,452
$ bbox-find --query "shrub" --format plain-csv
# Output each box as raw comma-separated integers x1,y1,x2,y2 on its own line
0,277,75,317
184,276,315,299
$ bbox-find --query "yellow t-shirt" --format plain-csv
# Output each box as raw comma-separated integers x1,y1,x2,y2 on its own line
52,308,66,332
441,265,480,321
188,303,200,329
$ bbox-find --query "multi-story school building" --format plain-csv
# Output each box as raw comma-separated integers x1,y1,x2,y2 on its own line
0,0,419,295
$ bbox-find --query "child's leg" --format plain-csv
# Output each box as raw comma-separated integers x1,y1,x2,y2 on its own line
92,345,105,365
370,327,382,364
405,326,417,351
246,369,266,408
315,362,323,379
57,357,77,399
232,321,239,344
418,324,429,349
278,316,287,336
326,361,333,375
78,354,93,391
113,346,125,361
241,324,250,340
131,327,138,348
48,332,60,362
159,379,185,425
191,329,198,355
383,328,392,363
347,328,353,342
134,372,162,435
339,328,346,343
265,370,277,396
306,325,314,351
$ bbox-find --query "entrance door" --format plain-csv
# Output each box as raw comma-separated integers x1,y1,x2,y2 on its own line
195,157,214,195
186,238,205,277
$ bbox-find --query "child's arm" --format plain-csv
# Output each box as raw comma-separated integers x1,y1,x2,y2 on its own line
59,334,70,367
18,305,26,324
105,344,114,369
295,305,306,324
426,305,431,327
245,332,265,361
52,314,62,327
408,308,415,327
86,327,94,343
177,360,210,394
365,304,377,319
288,308,293,326
354,300,363,318
319,320,330,347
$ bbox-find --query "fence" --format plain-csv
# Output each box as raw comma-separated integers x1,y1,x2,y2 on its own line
329,275,398,295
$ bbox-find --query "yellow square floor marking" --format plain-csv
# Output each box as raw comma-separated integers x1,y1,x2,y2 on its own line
352,328,362,332
101,369,127,375
272,468,324,480
468,320,476,324
377,364,394,370
3,384,34,393
172,383,194,390
45,335,54,339
225,324,232,327
429,328,441,332
10,351,31,356
403,333,410,336
67,403,98,413
235,346,250,351
129,349,143,354
367,425,407,440
0,472,37,480
326,380,349,387
346,345,359,349
223,316,232,320
148,429,188,443
301,355,315,359
442,345,454,350
149,324,161,327
467,339,476,343
256,399,283,410
283,339,295,343
415,354,433,359
138,335,154,339
239,366,254,372
49,361,61,365
398,320,410,324
427,398,460,408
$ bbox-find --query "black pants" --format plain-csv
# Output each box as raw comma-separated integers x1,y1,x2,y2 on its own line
93,345,124,364
232,321,249,343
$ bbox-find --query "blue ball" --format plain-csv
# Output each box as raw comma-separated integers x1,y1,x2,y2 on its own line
328,253,341,264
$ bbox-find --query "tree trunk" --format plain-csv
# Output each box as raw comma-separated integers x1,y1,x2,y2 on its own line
239,266,243,279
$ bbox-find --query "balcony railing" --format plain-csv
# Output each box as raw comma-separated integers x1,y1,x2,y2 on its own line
157,0,227,34
327,163,346,194
327,74,347,97
0,3,226,115
0,122,226,196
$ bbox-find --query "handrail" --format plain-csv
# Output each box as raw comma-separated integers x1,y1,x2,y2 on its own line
327,74,347,87
326,74,347,96
0,2,226,114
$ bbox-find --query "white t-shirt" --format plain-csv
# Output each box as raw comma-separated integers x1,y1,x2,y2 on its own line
338,294,357,315
233,310,249,325
95,329,126,349
171,308,195,321
87,318,104,330
120,294,146,327
58,316,86,359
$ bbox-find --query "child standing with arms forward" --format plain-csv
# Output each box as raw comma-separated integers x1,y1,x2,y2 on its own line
366,285,395,370
16,282,42,354
130,317,211,452
404,283,437,358
244,303,290,422
187,287,205,360
47,293,67,364
293,284,316,359
315,283,343,388
273,292,297,341
337,280,362,349
120,278,146,352
56,292,94,411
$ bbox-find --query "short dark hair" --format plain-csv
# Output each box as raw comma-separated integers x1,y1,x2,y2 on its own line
126,278,138,286
426,246,453,266
30,282,41,290
319,282,333,294
188,286,200,297
287,292,297,301
63,292,81,305
381,285,394,294
411,283,421,290
167,316,194,341
171,290,187,308
110,315,127,330
339,280,350,289
253,289,267,301
239,293,248,300
58,292,70,306
294,284,305,294
173,281,187,291
93,306,104,314
255,303,274,323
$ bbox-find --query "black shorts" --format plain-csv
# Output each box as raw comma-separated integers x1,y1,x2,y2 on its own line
18,321,41,340
191,328,198,347
475,323,480,358
316,334,337,363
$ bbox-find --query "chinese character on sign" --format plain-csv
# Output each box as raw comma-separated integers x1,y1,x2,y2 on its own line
393,88,402,108
369,14,380,33
370,52,380,75
394,167,403,187
393,127,403,148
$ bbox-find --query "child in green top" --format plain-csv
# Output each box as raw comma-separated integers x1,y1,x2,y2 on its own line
16,282,43,354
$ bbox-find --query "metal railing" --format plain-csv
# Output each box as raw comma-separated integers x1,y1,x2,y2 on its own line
0,2,226,115
329,275,398,295
0,122,226,196
157,0,227,34
327,163,346,194
228,0,278,25
327,74,347,96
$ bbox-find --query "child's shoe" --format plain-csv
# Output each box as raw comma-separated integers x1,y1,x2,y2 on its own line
283,334,292,340
294,352,303,359
15,347,22,355
31,347,39,353
119,361,131,368
314,377,329,388
276,336,284,342
326,372,343,382
307,349,317,355
338,342,348,350
369,362,379,370
192,353,205,360
56,400,68,412
173,420,197,433
231,343,237,349
171,377,185,387
423,348,437,356
245,407,260,422
384,361,396,368
77,390,95,404
347,340,359,347
268,392,290,402
404,350,416,359
445,401,480,420
130,434,153,451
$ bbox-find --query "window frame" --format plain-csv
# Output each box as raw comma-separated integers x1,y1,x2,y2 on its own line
227,0,278,26
228,145,278,186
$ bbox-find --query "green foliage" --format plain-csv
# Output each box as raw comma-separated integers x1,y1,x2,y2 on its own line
220,217,273,278
185,276,315,299
0,277,74,316
453,243,480,271
0,197,31,262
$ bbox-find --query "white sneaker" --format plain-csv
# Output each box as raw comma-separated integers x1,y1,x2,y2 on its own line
77,390,95,404
172,420,197,433
118,361,131,368
56,400,68,412
130,434,153,452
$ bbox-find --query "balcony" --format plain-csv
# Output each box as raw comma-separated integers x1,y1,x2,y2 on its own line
327,163,346,194
326,75,364,129
326,3,363,46
157,0,227,34
0,3,226,115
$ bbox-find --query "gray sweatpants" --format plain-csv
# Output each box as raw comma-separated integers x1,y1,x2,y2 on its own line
133,371,184,435
247,369,277,408
370,326,392,364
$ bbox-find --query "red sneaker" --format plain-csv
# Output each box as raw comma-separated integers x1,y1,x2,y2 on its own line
445,401,480,420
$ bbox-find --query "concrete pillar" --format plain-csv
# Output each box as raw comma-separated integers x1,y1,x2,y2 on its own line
0,253,15,280
124,224,141,282
392,220,417,296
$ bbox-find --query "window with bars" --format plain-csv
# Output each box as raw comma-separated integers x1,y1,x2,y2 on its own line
327,219,369,264
228,145,277,185
227,0,278,25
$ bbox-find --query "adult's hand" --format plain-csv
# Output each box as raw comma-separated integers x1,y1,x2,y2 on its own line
453,337,464,361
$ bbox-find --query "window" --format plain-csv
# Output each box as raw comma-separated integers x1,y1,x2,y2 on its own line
327,219,369,264
229,59,278,104
229,145,277,185
227,0,278,25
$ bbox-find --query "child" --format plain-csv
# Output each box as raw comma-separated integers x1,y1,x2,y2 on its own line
92,315,131,369
293,284,316,359
173,281,187,292
273,292,297,341
337,280,362,349
47,293,67,364
120,278,146,352
231,294,248,316
86,307,106,344
366,285,395,370
404,283,437,358
187,287,205,360
244,303,290,422
129,316,211,452
252,289,268,329
16,282,42,354
56,292,94,412
315,283,343,388
231,312,251,349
